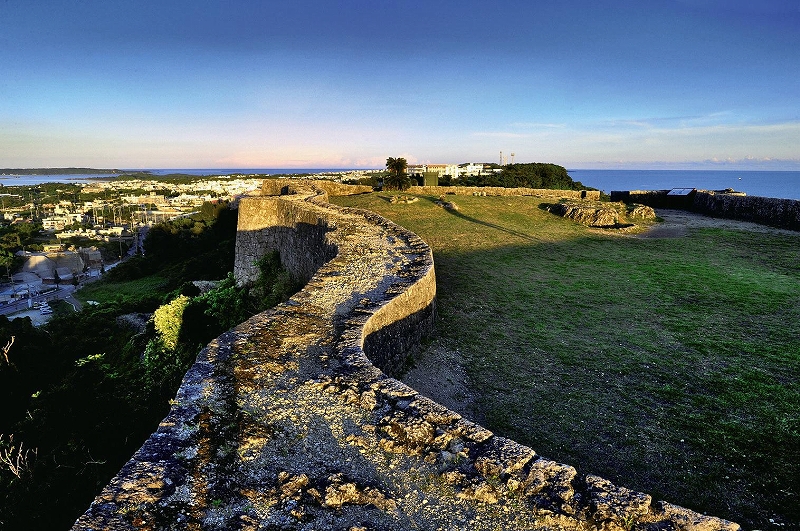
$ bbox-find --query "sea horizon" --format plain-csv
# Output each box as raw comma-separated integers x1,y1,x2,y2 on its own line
2,167,800,201
568,169,800,201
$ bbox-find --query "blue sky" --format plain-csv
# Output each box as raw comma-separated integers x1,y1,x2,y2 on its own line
1,0,798,170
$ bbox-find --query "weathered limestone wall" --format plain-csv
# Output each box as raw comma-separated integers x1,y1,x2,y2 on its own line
692,191,800,230
261,178,374,198
234,194,339,285
612,189,800,231
412,185,601,200
73,184,740,531
262,178,602,201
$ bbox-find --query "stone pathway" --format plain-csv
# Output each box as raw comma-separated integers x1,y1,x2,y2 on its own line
638,209,800,238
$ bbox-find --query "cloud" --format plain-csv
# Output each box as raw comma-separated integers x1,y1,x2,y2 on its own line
470,131,530,139
602,111,736,129
524,116,800,170
703,156,800,167
507,122,566,129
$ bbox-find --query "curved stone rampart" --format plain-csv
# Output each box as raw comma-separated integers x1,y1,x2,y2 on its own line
73,183,739,530
692,191,800,230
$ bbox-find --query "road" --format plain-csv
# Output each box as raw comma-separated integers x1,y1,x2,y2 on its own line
0,284,81,325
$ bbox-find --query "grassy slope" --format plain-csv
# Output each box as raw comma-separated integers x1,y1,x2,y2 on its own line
74,275,169,305
331,192,800,529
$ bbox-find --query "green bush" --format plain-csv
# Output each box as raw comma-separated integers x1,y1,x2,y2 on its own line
152,295,190,351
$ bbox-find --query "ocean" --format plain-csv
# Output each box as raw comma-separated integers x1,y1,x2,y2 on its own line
0,173,123,186
3,168,800,201
568,169,800,201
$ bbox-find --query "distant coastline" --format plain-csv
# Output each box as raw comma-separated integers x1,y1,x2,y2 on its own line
3,167,800,201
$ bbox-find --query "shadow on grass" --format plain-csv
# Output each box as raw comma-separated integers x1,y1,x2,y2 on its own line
332,191,800,528
417,195,542,243
410,235,800,530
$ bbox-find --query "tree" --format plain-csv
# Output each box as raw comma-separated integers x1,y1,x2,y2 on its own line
384,157,411,191
0,253,13,282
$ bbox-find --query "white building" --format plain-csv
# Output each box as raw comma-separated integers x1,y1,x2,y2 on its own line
42,213,86,231
459,162,491,177
408,164,461,180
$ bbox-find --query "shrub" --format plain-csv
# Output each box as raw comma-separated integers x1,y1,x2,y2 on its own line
152,295,190,351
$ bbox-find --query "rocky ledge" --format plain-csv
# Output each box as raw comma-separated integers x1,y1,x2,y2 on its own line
545,201,657,229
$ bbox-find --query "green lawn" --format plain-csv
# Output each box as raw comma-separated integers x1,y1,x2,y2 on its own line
331,192,800,529
75,275,169,305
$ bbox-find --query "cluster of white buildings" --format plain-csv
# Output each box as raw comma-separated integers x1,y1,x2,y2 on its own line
85,175,267,209
4,176,267,240
406,162,498,180
0,176,269,303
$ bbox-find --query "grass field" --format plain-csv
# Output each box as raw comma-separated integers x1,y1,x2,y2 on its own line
330,192,800,529
74,275,169,306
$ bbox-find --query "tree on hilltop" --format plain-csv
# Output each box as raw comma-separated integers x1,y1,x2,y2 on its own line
384,157,411,191
458,162,592,190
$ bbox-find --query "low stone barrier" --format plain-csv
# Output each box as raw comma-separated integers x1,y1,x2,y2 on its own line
261,178,374,198
612,189,800,231
693,191,800,230
72,182,739,530
412,185,601,200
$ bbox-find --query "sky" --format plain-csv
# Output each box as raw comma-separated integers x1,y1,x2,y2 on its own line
1,0,799,170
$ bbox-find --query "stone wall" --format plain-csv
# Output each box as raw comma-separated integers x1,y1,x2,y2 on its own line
612,189,800,231
692,192,800,230
261,178,374,198
412,185,601,201
263,178,602,201
72,183,740,531
234,194,339,286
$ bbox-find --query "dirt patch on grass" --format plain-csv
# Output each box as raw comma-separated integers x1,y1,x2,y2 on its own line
402,345,485,426
638,209,799,238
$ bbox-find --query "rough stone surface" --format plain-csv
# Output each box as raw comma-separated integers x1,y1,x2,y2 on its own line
627,204,657,219
546,202,622,227
545,201,655,228
73,181,741,531
435,196,459,211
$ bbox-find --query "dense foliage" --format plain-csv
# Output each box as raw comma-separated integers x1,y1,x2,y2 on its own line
459,163,592,190
0,202,299,530
104,201,237,289
0,221,43,271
